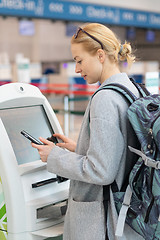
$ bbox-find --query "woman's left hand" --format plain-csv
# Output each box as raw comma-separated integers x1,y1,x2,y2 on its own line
31,137,55,162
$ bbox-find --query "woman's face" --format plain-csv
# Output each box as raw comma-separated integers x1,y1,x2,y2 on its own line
71,43,103,84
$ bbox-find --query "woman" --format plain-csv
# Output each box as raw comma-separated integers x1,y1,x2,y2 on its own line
32,23,144,240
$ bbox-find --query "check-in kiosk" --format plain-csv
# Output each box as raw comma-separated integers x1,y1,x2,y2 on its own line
0,83,69,240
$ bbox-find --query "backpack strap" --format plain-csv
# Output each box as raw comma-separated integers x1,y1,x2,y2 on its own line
115,185,133,237
91,78,151,108
91,83,136,239
90,80,149,238
129,78,150,97
89,83,137,123
97,83,136,103
90,79,150,238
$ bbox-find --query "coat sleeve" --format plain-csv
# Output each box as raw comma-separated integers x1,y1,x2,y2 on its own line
47,90,125,185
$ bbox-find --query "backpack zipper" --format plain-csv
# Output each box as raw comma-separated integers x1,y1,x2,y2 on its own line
145,115,159,223
144,168,155,223
147,113,160,153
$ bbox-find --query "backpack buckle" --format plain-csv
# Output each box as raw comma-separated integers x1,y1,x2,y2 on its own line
144,157,160,169
129,146,160,169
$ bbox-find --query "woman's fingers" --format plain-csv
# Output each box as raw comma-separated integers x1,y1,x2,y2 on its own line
31,137,54,149
31,137,55,162
53,133,68,142
39,137,53,145
56,142,67,148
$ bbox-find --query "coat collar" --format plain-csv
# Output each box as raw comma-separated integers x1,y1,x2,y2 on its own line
100,72,130,88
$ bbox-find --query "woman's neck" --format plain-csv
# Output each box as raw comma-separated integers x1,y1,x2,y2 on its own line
100,62,120,84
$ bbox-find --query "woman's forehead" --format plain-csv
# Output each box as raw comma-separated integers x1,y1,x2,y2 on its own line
71,43,86,58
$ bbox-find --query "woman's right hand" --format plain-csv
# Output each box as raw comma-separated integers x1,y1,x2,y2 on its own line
54,133,77,152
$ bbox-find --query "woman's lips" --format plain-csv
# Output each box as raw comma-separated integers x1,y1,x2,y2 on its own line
82,75,87,80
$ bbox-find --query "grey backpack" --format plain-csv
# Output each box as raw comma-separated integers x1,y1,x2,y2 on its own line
92,80,160,239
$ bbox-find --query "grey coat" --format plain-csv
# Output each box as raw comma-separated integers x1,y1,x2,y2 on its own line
47,73,144,240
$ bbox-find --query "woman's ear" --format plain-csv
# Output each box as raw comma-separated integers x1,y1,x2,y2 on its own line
97,49,105,63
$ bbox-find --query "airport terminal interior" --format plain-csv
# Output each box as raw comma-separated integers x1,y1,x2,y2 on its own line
0,0,160,240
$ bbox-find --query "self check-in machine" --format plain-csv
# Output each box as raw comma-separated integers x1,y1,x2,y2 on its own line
0,83,69,240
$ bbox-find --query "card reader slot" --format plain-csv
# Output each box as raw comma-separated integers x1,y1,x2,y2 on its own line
37,200,67,220
32,176,68,188
32,178,57,188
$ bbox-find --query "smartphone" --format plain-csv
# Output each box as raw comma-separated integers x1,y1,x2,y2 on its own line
21,130,43,145
47,135,58,144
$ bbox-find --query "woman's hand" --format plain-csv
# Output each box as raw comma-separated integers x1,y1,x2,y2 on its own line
31,137,55,162
54,133,76,152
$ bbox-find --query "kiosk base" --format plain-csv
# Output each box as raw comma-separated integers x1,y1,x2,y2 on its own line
7,222,63,240
31,222,63,238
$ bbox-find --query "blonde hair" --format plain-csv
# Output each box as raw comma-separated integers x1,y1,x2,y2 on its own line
71,23,135,67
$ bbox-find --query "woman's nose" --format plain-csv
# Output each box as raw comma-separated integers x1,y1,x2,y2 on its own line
75,64,81,74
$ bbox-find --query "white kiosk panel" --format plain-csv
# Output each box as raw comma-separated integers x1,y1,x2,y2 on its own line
0,83,69,240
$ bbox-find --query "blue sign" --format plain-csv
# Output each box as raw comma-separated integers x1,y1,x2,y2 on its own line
0,0,160,29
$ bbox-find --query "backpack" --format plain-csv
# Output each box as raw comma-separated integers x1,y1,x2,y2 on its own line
92,79,160,240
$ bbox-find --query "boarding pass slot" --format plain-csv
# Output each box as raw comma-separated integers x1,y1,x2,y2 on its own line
37,200,67,220
32,177,57,188
32,176,68,188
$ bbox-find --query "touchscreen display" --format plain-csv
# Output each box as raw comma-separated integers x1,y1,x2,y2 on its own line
0,105,54,165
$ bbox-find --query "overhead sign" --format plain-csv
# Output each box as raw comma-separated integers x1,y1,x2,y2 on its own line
0,0,160,29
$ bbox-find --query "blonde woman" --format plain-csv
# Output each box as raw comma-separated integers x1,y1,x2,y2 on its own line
32,23,144,240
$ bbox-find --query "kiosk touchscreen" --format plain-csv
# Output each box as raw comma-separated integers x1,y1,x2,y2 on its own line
0,83,69,240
